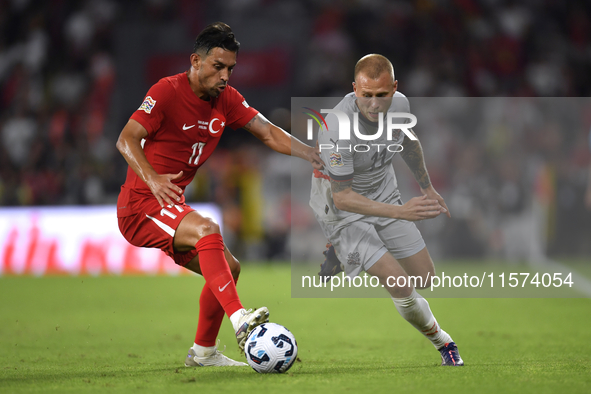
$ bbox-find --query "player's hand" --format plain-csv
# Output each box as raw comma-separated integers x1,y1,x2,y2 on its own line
308,141,325,170
420,185,451,218
397,195,444,221
146,171,184,207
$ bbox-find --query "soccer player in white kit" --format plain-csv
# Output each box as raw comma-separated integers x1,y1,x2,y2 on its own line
310,54,464,366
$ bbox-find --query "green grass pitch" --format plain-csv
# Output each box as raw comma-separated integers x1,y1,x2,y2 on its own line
1,263,590,393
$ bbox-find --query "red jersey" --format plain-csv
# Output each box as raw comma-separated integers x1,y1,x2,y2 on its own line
117,72,258,217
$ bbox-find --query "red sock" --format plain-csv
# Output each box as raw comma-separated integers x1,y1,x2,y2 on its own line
195,234,243,319
194,277,239,347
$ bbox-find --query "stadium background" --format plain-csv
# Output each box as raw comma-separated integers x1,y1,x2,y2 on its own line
1,0,590,274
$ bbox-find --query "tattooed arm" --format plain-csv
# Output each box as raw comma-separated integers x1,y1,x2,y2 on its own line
400,129,451,217
330,178,443,221
243,113,323,169
400,129,431,189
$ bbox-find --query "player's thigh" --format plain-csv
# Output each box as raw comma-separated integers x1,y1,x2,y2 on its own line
376,218,431,281
174,211,222,252
183,245,241,278
365,252,413,298
396,246,435,289
118,200,194,255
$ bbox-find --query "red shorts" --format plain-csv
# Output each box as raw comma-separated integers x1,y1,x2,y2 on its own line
118,198,198,266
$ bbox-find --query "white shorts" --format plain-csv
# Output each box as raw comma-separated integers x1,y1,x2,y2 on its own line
315,213,426,278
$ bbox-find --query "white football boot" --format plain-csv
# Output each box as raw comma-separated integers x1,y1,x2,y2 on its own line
184,341,247,367
235,307,270,351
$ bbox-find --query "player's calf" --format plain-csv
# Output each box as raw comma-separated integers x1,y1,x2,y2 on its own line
227,252,241,280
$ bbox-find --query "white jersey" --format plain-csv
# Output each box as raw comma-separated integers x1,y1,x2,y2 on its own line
310,91,411,224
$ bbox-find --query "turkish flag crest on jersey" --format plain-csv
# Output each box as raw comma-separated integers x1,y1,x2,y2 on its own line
208,109,226,137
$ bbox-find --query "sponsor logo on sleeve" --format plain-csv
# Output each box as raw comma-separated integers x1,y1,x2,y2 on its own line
329,152,343,167
139,96,156,114
242,100,250,108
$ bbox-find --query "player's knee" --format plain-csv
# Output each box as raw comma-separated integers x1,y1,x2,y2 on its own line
416,271,434,289
196,217,221,238
387,284,413,298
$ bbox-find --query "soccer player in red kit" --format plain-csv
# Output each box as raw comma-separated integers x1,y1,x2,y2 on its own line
116,22,323,367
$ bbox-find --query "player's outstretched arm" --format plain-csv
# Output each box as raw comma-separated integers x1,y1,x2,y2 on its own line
400,130,451,218
243,114,324,169
330,179,443,221
116,119,183,207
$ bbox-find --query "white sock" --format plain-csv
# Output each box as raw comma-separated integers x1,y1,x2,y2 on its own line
191,343,216,357
230,308,246,332
392,289,452,349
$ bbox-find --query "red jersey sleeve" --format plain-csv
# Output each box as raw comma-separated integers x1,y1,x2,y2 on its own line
130,79,176,135
223,86,259,130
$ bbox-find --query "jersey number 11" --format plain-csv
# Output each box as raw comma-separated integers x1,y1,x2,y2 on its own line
189,142,206,165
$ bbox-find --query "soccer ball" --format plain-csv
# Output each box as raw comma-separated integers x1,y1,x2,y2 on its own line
244,323,298,373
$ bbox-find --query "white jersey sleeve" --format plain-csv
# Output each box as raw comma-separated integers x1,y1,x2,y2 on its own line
319,113,354,181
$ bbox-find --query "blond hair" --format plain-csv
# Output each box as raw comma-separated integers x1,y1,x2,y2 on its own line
354,54,395,81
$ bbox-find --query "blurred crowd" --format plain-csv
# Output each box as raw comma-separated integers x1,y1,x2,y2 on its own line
298,0,591,97
0,0,118,206
404,98,591,260
1,0,590,260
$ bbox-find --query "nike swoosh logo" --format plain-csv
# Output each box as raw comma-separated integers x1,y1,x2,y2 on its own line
219,280,232,292
183,124,196,130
